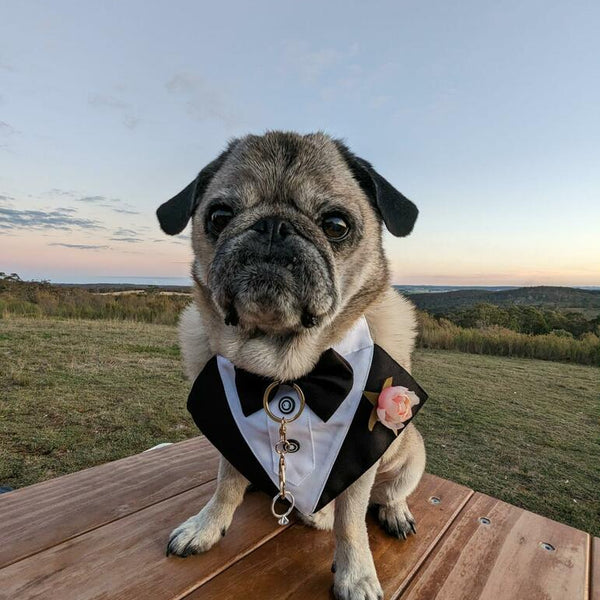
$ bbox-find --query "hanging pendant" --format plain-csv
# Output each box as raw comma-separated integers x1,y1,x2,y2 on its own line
271,490,295,526
264,381,305,525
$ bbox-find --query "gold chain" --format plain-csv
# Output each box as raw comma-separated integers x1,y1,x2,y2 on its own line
263,381,305,525
276,419,290,498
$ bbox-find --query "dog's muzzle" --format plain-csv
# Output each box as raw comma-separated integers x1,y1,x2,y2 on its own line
208,216,337,332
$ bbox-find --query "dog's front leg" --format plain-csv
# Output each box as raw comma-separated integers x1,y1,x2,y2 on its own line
166,456,248,557
332,463,383,600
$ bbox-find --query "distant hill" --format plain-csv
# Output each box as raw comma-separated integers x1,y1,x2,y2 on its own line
400,286,600,314
394,285,520,294
55,282,193,293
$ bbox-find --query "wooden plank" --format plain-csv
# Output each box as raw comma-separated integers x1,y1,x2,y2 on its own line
591,537,600,600
400,492,590,600
184,474,473,599
0,436,218,568
0,483,291,600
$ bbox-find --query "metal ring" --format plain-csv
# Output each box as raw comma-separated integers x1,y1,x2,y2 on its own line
271,490,295,518
263,381,305,423
274,440,291,454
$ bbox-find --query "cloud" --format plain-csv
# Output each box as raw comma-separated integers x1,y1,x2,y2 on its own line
0,194,14,205
114,228,138,237
72,195,140,215
282,43,396,110
282,42,359,84
75,195,122,205
165,73,239,126
0,121,19,150
111,207,140,215
0,207,102,231
88,93,140,129
368,95,392,110
45,188,78,198
110,236,143,243
0,121,18,136
122,114,139,129
89,94,128,110
48,243,109,250
110,227,143,243
76,195,108,203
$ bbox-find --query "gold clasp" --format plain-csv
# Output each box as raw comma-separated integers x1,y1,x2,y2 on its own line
262,381,305,525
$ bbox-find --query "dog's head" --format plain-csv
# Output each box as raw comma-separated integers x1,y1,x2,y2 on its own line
157,131,418,373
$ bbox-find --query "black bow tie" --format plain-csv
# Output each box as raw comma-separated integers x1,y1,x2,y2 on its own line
235,348,354,422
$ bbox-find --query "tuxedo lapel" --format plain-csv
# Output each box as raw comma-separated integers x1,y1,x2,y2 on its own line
186,356,278,498
315,344,427,511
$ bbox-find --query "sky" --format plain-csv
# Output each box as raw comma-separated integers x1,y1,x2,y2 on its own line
1,0,599,286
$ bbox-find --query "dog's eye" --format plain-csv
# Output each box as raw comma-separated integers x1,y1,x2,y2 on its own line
207,206,234,235
321,214,350,241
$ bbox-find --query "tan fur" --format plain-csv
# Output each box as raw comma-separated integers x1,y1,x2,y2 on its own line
185,132,389,381
175,288,425,600
165,131,425,600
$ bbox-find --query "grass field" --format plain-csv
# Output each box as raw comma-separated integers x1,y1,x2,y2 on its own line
1,316,598,536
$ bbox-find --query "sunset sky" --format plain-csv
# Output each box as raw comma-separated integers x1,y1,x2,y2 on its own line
1,1,599,286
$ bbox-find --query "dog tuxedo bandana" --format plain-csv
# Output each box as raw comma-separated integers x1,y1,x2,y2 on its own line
187,317,428,516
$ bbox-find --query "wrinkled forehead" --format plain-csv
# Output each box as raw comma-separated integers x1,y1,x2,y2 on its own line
204,134,362,211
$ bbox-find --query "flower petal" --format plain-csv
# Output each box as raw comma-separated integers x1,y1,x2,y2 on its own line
407,390,420,407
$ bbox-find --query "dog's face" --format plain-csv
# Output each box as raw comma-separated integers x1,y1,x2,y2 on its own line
157,132,418,373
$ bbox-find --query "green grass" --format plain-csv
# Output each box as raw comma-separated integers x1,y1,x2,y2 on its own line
0,317,195,487
413,350,599,537
1,316,598,536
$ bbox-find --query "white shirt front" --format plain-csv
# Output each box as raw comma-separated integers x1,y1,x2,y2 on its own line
216,317,374,515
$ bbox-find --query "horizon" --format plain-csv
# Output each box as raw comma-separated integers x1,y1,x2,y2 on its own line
5,273,599,291
1,1,599,286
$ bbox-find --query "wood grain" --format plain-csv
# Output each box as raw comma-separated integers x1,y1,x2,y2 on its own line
186,474,473,599
0,483,291,600
591,537,600,600
0,436,218,568
400,492,590,600
2,439,593,600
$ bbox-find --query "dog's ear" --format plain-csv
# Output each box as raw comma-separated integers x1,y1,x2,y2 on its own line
156,145,235,235
334,140,418,237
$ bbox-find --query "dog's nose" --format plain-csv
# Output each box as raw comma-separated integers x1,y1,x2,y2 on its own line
251,217,294,241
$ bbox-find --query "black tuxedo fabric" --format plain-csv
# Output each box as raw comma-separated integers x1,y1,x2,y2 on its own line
187,344,427,514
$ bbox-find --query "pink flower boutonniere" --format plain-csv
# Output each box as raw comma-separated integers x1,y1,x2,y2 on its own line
365,377,421,435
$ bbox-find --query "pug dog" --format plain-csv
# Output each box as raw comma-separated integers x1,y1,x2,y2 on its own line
157,131,425,600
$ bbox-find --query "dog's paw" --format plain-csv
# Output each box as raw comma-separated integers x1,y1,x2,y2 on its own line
374,502,416,540
166,510,229,557
333,571,384,600
298,503,335,531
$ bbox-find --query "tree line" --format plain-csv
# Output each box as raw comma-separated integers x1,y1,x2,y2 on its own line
433,302,599,339
0,274,191,326
418,310,599,366
2,275,599,366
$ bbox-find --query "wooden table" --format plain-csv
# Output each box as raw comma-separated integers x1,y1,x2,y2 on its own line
0,437,596,599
